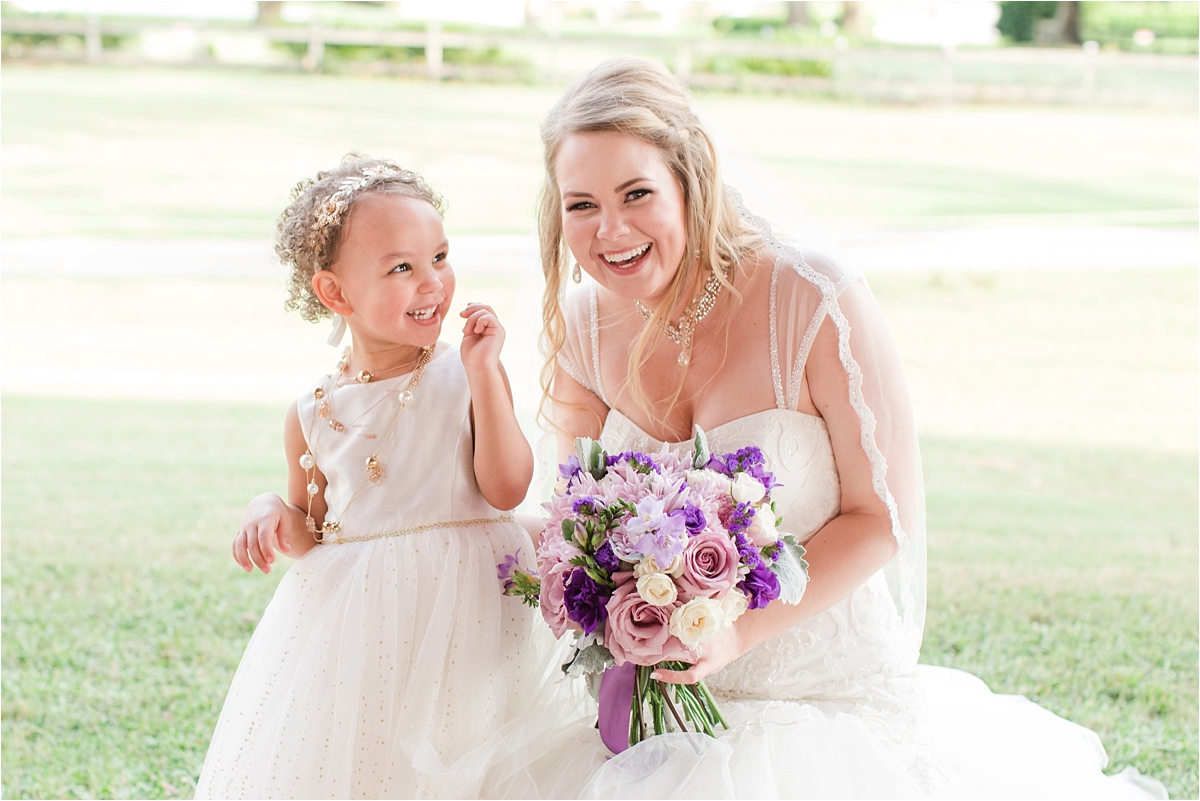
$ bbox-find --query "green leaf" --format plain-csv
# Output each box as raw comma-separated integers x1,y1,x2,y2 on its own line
693,427,711,469
562,643,615,678
771,536,809,605
561,518,576,541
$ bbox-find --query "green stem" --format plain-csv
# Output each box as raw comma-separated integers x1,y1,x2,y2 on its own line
696,680,729,730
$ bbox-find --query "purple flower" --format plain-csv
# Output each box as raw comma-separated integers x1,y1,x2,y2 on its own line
720,501,756,535
594,540,620,574
572,496,601,516
496,549,522,591
733,530,763,569
563,567,611,636
706,447,778,494
619,496,688,564
739,561,781,610
559,455,583,481
745,462,779,494
682,504,706,536
606,451,660,475
704,453,730,476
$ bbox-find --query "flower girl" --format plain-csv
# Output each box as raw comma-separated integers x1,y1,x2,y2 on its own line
196,158,558,799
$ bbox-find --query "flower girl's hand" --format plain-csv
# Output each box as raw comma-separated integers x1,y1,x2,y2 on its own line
233,493,291,574
459,302,505,374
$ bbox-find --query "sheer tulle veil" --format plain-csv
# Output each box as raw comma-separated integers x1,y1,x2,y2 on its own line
703,115,927,660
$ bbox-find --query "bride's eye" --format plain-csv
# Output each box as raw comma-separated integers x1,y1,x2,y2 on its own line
626,188,651,201
565,201,595,212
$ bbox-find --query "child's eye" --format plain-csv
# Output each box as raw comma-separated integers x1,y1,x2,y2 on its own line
390,262,411,273
433,251,447,263
565,201,595,212
626,188,651,201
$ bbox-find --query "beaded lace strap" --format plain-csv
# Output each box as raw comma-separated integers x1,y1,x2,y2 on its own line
588,283,610,406
769,254,786,409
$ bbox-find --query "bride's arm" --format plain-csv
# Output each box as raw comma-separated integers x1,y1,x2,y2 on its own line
550,362,610,461
653,310,900,684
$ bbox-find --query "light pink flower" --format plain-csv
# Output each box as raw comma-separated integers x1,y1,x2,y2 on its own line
676,529,741,599
604,579,693,666
540,561,581,639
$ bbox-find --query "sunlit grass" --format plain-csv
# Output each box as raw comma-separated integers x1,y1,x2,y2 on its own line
2,397,1195,798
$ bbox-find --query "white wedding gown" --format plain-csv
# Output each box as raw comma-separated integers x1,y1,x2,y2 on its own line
538,241,1168,798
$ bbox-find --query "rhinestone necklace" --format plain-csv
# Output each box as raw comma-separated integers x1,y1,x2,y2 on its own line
634,270,724,367
300,344,435,541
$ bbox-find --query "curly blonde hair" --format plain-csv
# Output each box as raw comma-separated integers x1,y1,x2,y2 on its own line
277,155,445,323
538,57,758,429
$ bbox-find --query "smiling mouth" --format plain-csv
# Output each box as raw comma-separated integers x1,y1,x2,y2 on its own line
602,243,651,268
407,306,438,320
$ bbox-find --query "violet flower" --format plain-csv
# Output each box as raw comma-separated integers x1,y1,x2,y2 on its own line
721,501,756,536
563,567,611,636
496,549,522,592
739,561,781,610
681,504,706,536
594,540,620,574
559,455,583,482
621,496,688,564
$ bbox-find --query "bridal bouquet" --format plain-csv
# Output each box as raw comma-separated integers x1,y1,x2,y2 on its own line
499,432,808,752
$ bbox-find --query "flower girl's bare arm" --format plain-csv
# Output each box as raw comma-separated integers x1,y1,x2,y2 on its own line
232,402,325,572
460,303,534,510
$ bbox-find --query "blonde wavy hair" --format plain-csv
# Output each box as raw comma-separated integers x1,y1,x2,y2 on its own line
277,155,445,323
538,57,758,430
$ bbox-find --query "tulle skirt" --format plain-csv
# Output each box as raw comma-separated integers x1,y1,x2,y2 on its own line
195,520,583,800
537,665,1167,800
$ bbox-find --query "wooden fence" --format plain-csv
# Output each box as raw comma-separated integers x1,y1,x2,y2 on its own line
2,15,1195,106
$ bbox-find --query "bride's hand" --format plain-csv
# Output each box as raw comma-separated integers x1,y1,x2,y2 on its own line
651,624,745,685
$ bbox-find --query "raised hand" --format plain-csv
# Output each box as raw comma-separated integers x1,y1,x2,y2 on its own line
232,493,292,574
459,302,505,374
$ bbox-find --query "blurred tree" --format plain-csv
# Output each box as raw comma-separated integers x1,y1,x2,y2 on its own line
257,1,282,25
1055,1,1082,43
841,1,867,35
997,1,1058,42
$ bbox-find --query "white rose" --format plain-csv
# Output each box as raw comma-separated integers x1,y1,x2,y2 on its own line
746,508,780,547
669,598,725,646
634,554,684,578
636,572,679,607
730,472,767,505
718,589,749,628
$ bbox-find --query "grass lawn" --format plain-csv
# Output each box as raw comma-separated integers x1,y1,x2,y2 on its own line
2,397,1195,798
3,265,1197,798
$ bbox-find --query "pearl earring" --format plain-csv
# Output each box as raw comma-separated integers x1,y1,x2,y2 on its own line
572,262,582,283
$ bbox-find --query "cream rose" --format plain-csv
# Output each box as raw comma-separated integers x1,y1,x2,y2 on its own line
686,469,729,495
718,588,749,628
746,508,780,547
669,597,725,646
636,572,678,607
634,554,684,579
731,472,767,505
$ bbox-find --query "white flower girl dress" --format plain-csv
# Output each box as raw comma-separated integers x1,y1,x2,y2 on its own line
196,342,578,799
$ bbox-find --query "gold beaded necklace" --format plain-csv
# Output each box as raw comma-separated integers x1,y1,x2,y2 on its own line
634,269,724,367
300,344,435,541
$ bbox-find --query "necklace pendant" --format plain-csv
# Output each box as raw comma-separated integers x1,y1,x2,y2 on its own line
677,350,690,367
398,387,414,404
356,370,372,383
366,455,382,483
318,400,331,418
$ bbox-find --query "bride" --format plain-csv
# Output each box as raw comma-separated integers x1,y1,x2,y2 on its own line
528,56,1166,799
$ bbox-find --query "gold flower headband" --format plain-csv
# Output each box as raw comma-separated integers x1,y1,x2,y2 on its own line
311,164,403,233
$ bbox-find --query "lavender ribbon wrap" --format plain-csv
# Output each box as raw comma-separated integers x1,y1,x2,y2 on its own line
597,662,637,753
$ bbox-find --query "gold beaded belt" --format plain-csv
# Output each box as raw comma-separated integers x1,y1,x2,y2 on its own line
320,514,515,545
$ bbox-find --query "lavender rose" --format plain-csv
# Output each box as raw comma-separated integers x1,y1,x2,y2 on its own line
605,580,693,666
676,529,741,599
594,540,621,574
681,503,706,536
